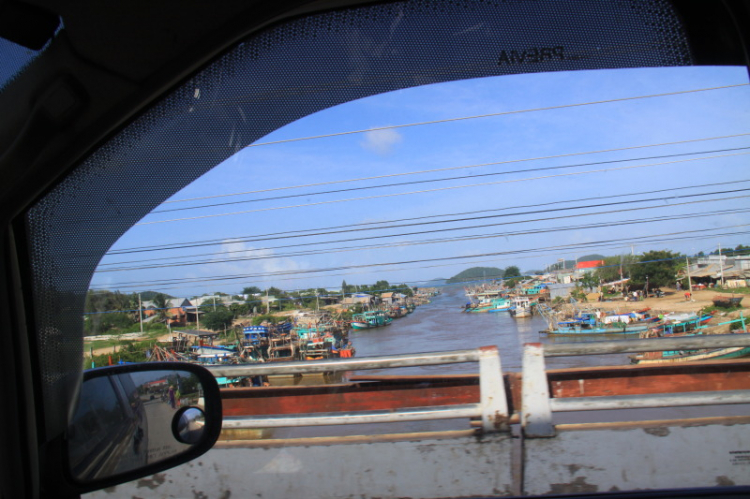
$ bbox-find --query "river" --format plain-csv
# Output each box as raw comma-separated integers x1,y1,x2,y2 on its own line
350,284,631,375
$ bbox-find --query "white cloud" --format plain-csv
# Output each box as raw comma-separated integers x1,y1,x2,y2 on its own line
209,240,301,283
360,128,403,155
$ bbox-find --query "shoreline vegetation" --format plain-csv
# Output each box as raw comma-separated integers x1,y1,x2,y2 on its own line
84,244,750,365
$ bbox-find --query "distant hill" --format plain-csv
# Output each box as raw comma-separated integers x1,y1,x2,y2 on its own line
447,267,504,284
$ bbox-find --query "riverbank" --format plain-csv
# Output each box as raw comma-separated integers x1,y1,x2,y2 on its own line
584,287,747,316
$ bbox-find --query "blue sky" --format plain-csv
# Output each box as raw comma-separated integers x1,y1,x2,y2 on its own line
91,65,750,297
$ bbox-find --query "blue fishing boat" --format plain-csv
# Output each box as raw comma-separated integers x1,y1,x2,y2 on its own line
656,313,713,335
463,297,512,313
544,311,655,335
351,310,392,330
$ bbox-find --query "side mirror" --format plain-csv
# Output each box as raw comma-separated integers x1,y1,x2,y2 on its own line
64,362,222,492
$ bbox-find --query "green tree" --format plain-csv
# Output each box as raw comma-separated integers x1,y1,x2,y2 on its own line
504,266,520,279
202,307,234,331
579,272,599,291
595,255,636,283
631,250,681,288
230,302,250,316
243,286,261,295
394,283,414,297
152,292,170,320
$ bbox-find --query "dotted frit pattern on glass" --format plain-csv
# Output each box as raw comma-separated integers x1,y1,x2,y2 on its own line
25,0,691,436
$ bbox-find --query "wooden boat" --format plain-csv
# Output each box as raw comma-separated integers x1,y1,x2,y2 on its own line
655,313,713,335
544,311,652,335
463,297,512,313
387,306,407,319
541,307,662,335
632,345,750,364
488,297,513,313
509,296,533,318
632,316,745,364
351,310,392,330
713,295,744,308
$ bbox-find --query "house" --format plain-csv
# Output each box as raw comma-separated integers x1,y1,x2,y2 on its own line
574,260,605,274
342,293,374,306
143,297,193,326
547,282,576,300
684,255,750,287
380,292,405,305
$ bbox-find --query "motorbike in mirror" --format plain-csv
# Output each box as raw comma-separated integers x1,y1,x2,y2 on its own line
65,362,222,490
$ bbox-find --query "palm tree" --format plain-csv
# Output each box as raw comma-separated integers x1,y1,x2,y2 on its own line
153,293,170,321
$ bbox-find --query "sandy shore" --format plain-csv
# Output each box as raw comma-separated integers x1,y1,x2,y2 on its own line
582,287,747,317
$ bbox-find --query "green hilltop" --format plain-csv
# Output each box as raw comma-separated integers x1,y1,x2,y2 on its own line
446,267,504,284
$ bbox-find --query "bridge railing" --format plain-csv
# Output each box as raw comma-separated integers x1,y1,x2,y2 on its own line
521,333,750,437
207,346,509,432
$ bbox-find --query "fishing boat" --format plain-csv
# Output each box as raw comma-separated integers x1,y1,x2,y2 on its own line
387,306,408,319
189,331,238,362
294,317,351,360
238,322,298,362
713,295,744,308
631,315,743,364
632,345,750,364
463,297,511,313
538,305,662,335
541,310,653,335
509,296,533,318
351,310,392,330
488,297,513,313
656,313,713,335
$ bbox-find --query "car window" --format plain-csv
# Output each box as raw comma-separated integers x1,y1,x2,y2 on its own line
18,0,750,497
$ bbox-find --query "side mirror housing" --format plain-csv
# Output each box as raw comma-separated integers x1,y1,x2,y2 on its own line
61,362,222,493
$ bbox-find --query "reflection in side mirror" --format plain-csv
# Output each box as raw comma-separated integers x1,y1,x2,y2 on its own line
174,407,206,445
66,363,221,489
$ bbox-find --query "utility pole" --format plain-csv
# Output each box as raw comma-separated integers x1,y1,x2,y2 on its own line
196,304,200,330
138,293,144,335
213,296,217,311
266,288,270,314
718,243,726,288
686,255,693,295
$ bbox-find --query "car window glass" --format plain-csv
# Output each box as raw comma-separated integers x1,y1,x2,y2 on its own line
18,0,749,496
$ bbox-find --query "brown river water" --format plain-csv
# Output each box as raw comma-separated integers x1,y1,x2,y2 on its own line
349,284,631,374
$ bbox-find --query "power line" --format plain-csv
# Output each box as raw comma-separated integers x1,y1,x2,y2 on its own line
137,150,750,225
96,206,750,272
162,132,750,206
90,223,750,289
152,145,750,214
106,179,750,255
99,189,750,269
231,84,750,151
89,228,750,293
100,230,750,295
